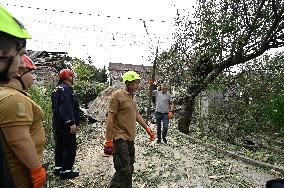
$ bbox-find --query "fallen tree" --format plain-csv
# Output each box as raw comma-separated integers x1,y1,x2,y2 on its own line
156,0,284,134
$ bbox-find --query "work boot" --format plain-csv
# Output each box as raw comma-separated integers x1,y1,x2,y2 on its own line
53,167,62,176
163,138,168,145
53,169,61,176
60,170,79,179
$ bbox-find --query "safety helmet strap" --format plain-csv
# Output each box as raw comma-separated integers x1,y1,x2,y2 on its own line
14,75,26,90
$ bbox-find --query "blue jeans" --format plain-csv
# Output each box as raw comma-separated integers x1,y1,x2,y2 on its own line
155,112,169,142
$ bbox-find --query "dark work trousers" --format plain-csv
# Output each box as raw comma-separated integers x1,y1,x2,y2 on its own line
54,128,77,170
155,112,169,142
109,139,135,188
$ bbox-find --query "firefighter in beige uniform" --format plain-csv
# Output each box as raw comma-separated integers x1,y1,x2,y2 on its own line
0,5,46,188
104,71,155,188
0,86,46,188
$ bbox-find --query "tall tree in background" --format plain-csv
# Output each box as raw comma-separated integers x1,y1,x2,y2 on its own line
72,58,94,80
98,65,108,83
157,0,284,134
72,58,107,83
71,58,107,106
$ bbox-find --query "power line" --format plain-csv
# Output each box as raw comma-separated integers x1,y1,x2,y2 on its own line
29,36,163,48
3,3,172,63
30,19,172,40
28,20,169,50
3,3,174,52
28,20,172,49
4,3,171,23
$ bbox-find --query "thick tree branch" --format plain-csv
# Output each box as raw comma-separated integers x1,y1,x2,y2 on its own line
188,2,284,97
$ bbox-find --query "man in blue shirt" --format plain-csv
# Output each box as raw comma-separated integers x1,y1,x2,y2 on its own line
153,83,174,144
51,69,80,179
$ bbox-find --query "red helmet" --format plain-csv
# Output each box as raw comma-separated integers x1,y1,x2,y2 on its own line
21,55,36,70
59,69,74,79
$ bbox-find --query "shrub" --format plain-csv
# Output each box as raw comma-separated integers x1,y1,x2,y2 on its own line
27,86,54,149
73,80,107,107
196,53,284,142
267,91,284,136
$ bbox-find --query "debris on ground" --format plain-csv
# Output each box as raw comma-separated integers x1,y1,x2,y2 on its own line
43,121,283,188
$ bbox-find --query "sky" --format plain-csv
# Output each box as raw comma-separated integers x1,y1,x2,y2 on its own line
2,0,195,68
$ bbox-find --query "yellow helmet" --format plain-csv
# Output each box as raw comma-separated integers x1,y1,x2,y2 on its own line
122,71,141,83
0,4,31,39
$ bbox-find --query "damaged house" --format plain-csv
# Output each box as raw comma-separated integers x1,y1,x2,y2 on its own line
27,50,72,87
108,62,152,89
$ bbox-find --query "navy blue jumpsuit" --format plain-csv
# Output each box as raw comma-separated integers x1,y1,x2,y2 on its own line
51,83,80,171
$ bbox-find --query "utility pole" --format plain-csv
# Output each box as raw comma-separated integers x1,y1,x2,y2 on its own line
146,46,158,125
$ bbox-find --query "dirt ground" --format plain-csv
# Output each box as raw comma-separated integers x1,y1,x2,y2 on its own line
44,122,283,188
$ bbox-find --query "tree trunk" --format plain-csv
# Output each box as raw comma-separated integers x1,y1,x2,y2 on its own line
178,96,196,134
177,60,224,134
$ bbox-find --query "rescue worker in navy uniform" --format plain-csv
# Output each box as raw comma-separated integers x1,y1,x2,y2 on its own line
51,68,80,179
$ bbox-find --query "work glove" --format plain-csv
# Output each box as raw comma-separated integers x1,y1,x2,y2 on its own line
148,79,154,85
30,164,46,188
104,140,113,156
146,127,155,141
168,111,174,119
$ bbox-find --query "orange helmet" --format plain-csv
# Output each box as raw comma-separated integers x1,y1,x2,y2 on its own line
21,55,36,70
59,68,74,79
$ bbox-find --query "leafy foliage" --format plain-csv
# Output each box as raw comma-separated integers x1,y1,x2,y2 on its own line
156,0,284,133
72,58,107,83
27,86,54,148
73,81,106,107
160,0,284,93
199,52,284,141
268,90,284,136
71,58,108,106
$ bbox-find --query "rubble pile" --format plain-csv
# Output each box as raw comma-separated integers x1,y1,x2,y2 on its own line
87,82,124,121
